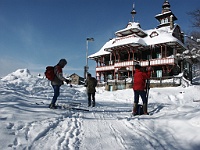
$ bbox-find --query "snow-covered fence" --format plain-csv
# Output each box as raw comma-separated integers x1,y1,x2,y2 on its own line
150,76,182,87
103,76,183,91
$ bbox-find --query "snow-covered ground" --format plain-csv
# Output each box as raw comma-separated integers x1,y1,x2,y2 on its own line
0,69,200,150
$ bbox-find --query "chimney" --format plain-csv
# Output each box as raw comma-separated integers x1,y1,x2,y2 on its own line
170,15,174,30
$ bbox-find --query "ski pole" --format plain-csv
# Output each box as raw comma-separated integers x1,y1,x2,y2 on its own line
146,60,150,103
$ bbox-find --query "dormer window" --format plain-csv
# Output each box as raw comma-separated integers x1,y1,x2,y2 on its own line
150,31,159,38
161,19,165,24
161,18,169,24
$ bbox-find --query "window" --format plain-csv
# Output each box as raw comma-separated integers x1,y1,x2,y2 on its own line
108,74,113,80
147,55,151,60
157,53,161,58
156,70,162,77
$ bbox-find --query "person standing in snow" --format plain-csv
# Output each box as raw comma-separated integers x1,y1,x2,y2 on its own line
49,59,70,109
132,64,151,115
85,73,97,107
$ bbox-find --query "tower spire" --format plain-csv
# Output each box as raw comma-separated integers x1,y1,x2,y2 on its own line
131,3,136,22
162,0,171,13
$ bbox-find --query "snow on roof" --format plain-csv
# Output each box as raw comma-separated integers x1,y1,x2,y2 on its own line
115,22,147,37
89,24,186,59
155,11,172,18
145,26,175,45
105,35,146,50
144,26,186,48
155,11,177,20
115,22,140,33
88,40,111,59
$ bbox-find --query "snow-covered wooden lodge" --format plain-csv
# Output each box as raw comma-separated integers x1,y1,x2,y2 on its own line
89,1,189,88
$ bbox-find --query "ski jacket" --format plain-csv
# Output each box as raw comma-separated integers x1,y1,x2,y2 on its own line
51,65,67,86
133,69,151,91
85,77,97,93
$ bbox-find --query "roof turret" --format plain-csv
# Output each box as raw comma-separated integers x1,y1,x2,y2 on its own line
162,0,171,13
155,0,177,28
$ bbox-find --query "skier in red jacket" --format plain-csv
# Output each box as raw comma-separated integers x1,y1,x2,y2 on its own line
132,64,151,115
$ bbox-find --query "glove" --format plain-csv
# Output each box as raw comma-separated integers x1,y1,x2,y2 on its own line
146,66,152,71
65,79,69,84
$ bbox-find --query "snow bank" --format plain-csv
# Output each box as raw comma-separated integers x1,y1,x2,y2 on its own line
1,69,32,81
0,69,200,150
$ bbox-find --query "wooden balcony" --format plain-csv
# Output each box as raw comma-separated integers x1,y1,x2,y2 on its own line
141,58,176,66
96,58,176,72
96,65,114,71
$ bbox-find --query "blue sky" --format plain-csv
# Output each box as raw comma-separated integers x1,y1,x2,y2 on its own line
0,0,199,77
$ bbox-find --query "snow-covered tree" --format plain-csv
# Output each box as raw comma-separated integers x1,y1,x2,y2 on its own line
176,9,200,82
185,8,200,64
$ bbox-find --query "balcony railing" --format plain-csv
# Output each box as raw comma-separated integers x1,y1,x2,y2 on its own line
115,60,138,67
141,58,175,66
96,58,176,72
96,65,114,71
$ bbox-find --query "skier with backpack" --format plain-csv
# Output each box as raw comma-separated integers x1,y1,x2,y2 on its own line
132,64,152,115
45,59,70,109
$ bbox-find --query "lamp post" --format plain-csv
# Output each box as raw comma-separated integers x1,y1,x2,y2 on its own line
84,37,94,80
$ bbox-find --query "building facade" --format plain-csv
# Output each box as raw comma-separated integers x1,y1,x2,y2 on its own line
70,73,84,85
89,1,188,84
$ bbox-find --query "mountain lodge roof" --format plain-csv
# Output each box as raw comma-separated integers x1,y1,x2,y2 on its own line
115,22,147,37
88,25,187,59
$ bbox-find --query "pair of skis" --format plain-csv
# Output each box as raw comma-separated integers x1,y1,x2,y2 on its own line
35,102,89,111
57,103,89,111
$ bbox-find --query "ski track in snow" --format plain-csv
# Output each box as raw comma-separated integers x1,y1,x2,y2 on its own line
122,118,177,150
27,116,82,150
80,108,130,150
6,107,83,150
0,78,84,150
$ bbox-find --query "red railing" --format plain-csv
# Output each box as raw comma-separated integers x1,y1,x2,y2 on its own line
96,58,176,72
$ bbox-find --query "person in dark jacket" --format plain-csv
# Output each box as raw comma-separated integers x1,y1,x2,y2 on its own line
85,73,97,107
132,64,151,115
49,59,70,109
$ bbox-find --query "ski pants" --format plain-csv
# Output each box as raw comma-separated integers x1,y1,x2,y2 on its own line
134,90,147,104
51,85,61,105
88,92,95,106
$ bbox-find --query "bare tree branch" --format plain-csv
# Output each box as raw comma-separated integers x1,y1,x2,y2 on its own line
188,9,200,28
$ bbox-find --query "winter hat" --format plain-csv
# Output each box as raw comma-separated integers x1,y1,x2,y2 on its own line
135,64,141,69
87,73,91,77
58,59,67,67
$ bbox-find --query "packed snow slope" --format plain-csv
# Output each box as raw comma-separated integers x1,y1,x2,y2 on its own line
0,69,200,150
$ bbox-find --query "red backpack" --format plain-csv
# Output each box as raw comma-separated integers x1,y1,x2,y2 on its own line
45,66,55,81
